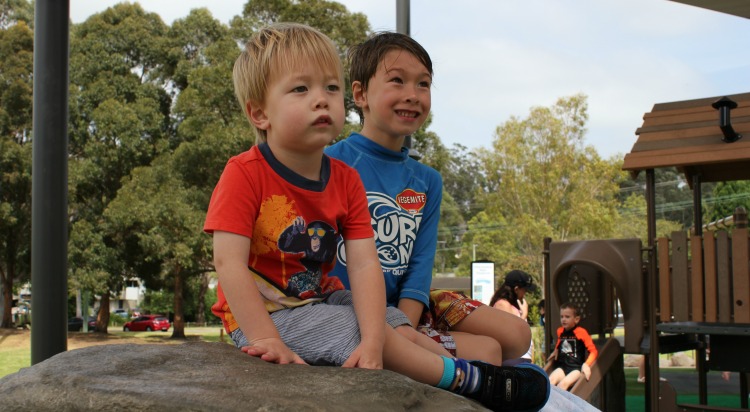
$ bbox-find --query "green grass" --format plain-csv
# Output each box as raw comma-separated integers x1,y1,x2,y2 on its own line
0,348,30,378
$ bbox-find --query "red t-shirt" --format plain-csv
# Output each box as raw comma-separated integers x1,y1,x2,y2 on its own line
204,144,373,333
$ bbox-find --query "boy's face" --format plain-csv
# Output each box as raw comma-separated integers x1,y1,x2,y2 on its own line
560,307,580,330
250,64,344,153
354,49,431,149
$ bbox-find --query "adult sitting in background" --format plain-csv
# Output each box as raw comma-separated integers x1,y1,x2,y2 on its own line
490,270,536,365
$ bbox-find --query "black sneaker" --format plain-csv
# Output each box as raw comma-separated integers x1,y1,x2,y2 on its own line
467,361,551,412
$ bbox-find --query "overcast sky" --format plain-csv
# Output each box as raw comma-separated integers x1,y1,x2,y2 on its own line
70,1,750,159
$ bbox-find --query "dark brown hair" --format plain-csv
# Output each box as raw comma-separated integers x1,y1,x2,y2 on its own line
348,31,432,123
489,283,519,309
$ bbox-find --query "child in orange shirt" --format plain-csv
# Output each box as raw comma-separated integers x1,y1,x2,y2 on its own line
547,303,598,390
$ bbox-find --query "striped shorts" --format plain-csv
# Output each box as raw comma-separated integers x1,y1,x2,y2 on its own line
229,289,410,366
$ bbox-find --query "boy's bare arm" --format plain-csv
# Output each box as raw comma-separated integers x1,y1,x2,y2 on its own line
213,231,306,365
343,237,386,369
397,298,424,328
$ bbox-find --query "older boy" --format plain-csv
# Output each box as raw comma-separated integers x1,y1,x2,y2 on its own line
325,32,532,364
204,22,549,411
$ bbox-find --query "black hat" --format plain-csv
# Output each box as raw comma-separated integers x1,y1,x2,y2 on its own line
504,270,536,291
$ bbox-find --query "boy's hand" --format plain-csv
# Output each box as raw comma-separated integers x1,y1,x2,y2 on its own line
582,363,592,381
342,341,383,370
547,349,558,362
241,337,307,365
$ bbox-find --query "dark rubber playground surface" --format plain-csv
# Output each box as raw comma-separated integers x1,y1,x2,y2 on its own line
659,368,739,394
625,368,747,411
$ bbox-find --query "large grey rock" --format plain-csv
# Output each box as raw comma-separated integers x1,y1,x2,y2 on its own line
0,341,487,411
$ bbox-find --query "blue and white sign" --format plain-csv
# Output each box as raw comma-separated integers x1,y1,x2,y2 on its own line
471,260,495,305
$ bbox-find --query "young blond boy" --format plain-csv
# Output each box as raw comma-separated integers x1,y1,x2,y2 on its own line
547,303,598,390
204,23,549,411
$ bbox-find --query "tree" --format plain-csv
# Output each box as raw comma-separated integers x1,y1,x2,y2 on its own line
469,94,622,283
617,167,694,228
165,10,253,332
0,0,32,30
67,3,172,331
614,193,682,242
231,0,370,126
0,15,33,328
705,180,750,225
441,143,486,221
434,191,465,274
104,159,211,339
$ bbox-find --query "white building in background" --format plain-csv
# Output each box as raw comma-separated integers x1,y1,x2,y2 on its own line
5,283,32,327
110,278,146,315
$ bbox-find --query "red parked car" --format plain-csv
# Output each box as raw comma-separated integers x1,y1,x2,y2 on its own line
123,314,171,332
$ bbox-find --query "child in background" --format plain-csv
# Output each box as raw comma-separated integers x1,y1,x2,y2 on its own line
204,22,549,411
325,31,532,365
547,303,598,390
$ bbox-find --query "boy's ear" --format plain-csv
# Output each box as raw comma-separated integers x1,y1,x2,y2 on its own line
351,81,368,109
247,101,270,130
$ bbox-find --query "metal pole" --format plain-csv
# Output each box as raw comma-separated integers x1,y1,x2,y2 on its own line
693,174,703,237
31,0,70,364
691,174,708,405
543,237,552,359
396,0,410,35
395,0,421,159
645,169,660,412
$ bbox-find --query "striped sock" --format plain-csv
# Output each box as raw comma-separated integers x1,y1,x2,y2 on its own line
452,358,481,395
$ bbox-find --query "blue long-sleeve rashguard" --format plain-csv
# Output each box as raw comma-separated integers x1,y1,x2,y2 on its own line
325,133,443,308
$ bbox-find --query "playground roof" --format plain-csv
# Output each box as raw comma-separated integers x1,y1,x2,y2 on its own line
669,0,750,19
622,92,750,184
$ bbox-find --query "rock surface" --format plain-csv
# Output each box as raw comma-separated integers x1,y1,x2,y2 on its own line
0,341,487,411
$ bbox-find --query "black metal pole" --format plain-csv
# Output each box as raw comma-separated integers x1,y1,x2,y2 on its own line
395,0,421,159
543,237,552,359
31,0,70,364
396,0,410,35
691,174,708,405
645,169,660,412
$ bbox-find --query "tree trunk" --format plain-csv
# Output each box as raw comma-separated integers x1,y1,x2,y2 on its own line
1,269,13,328
171,269,185,339
96,293,110,333
196,272,208,325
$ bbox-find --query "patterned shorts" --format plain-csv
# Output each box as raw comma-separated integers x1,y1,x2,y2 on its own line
418,289,483,356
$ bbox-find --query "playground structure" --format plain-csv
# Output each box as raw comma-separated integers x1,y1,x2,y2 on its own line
543,92,750,411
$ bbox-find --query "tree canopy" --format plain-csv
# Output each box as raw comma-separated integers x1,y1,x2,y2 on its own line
0,11,32,327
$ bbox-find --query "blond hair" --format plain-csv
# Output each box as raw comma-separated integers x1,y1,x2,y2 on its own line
233,22,344,144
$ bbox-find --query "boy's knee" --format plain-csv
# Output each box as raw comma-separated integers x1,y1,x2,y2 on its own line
469,335,503,365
